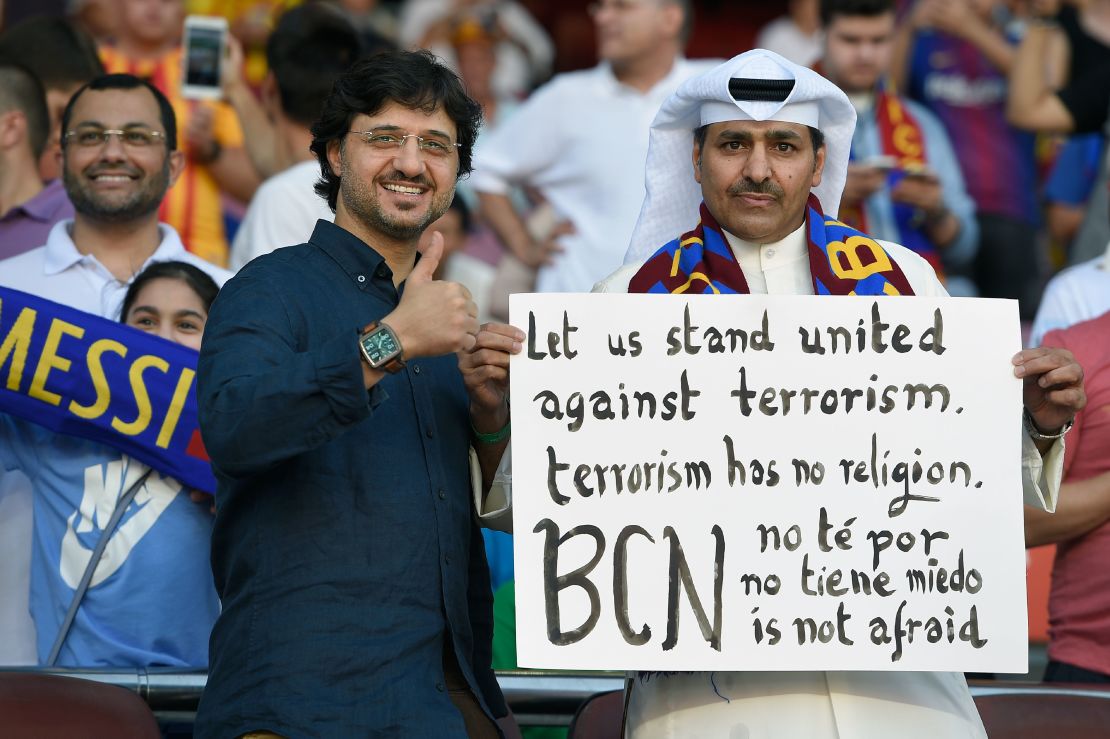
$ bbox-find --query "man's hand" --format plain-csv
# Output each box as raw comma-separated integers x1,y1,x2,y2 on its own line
890,171,944,214
842,164,887,207
185,104,220,164
384,233,480,358
461,319,522,494
1013,346,1086,436
1028,0,1063,19
220,34,247,99
915,0,984,39
517,219,574,268
459,322,524,424
189,489,216,515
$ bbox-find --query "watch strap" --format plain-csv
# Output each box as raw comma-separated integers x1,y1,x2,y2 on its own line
1023,408,1073,441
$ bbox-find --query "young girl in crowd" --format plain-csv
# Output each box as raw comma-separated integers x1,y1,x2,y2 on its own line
0,261,220,667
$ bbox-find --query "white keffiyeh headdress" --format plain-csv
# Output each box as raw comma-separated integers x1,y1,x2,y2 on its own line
625,49,857,264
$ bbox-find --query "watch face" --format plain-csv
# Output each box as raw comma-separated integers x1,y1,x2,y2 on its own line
362,327,399,364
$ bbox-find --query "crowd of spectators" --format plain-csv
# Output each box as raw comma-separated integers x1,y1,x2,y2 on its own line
0,0,1107,703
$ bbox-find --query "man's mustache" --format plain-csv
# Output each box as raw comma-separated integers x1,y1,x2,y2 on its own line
380,171,433,188
728,179,784,198
86,164,142,178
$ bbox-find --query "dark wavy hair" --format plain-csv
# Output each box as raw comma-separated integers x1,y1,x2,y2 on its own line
309,49,482,211
0,17,104,92
119,261,220,322
820,0,895,26
267,5,365,127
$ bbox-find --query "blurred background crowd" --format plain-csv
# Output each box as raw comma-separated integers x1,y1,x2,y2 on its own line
0,0,1108,706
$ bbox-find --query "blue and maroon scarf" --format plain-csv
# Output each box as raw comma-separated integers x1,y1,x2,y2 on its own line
628,195,915,296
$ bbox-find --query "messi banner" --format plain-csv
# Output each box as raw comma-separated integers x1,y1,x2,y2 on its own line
0,286,215,494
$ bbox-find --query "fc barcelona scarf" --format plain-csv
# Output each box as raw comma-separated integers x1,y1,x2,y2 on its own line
628,194,915,297
0,286,215,494
839,90,945,277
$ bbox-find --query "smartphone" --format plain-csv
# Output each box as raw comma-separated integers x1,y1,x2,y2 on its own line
181,16,227,100
861,155,898,171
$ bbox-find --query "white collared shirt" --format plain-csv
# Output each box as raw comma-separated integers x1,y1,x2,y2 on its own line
1028,243,1110,347
471,57,719,294
231,160,333,271
0,219,232,319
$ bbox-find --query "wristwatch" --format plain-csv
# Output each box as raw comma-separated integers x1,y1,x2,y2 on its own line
1023,409,1073,441
358,321,405,373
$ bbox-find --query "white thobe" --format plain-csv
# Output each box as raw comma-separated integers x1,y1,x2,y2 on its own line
594,221,1063,739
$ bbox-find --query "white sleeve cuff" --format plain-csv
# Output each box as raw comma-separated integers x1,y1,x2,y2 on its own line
472,444,513,533
1021,428,1064,513
467,166,513,196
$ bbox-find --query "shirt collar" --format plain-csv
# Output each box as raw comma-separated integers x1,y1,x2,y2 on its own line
309,220,394,289
43,219,188,275
847,91,875,115
721,220,808,263
597,56,688,96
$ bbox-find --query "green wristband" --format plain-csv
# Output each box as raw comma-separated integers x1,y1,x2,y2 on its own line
473,418,511,445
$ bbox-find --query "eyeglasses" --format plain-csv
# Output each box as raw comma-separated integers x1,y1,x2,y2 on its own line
348,129,461,159
63,127,168,148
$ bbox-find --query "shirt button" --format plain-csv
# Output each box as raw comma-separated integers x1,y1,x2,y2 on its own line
444,555,451,565
356,274,366,283
438,488,446,500
376,265,390,278
413,365,421,375
765,248,776,259
426,429,434,439
435,682,445,692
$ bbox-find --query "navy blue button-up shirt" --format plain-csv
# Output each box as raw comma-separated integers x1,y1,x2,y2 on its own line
194,221,504,738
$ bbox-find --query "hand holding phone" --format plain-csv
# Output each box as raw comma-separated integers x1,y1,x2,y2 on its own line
861,155,898,171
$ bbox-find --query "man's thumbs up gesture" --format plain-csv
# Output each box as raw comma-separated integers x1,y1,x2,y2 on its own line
381,232,480,359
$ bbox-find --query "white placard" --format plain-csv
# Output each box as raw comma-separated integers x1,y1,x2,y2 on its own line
509,294,1027,672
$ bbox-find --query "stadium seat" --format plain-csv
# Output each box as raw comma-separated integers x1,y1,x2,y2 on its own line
568,689,624,739
0,672,160,738
974,686,1110,738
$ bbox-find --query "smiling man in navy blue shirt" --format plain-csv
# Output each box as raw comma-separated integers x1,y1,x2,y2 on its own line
194,50,521,738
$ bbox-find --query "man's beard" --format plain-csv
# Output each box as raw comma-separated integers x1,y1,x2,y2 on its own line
340,168,452,242
64,158,171,223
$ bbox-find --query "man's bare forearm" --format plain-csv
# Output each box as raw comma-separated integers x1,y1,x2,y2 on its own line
207,146,261,203
925,209,960,249
472,401,510,494
478,191,533,262
1008,24,1073,131
963,22,1016,73
225,82,283,179
1025,470,1110,547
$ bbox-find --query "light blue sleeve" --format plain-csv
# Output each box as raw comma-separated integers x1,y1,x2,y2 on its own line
0,414,34,473
912,101,979,270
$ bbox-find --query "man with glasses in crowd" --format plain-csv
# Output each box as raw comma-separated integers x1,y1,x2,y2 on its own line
0,72,230,317
195,50,520,737
473,0,715,293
